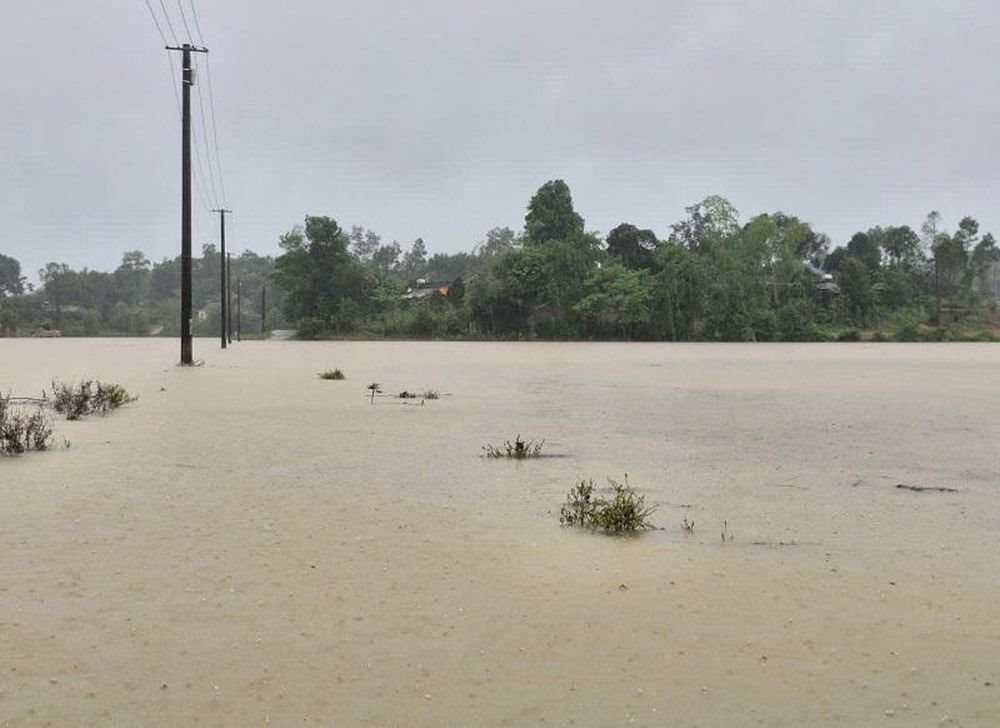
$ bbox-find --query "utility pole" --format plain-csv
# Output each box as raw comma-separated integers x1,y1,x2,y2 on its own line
260,287,266,337
236,279,242,342
213,208,232,348
166,42,208,365
226,252,233,344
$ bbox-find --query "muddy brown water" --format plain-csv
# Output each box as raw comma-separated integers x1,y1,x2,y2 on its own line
2,339,998,725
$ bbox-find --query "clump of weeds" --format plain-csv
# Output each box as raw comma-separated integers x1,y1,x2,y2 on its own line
318,369,345,380
483,435,544,459
560,475,658,533
48,380,136,420
0,393,54,455
398,389,440,400
559,479,599,526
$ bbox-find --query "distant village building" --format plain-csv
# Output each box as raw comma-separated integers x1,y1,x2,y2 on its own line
400,280,450,301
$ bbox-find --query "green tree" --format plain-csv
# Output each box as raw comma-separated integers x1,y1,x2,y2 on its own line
668,195,739,253
845,231,881,272
574,264,653,339
881,226,921,267
524,180,584,245
606,223,658,268
401,238,428,277
114,250,151,306
349,226,381,262
477,226,517,258
273,216,366,329
0,254,25,297
838,258,874,325
971,233,1000,292
371,241,402,273
650,244,704,340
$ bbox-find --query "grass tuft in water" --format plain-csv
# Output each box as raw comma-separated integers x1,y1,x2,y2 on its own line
483,435,544,459
48,380,136,420
318,369,346,380
560,475,657,533
0,394,54,455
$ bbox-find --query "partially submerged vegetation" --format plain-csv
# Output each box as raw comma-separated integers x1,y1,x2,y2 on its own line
560,476,658,533
0,394,54,455
318,368,346,380
398,388,439,400
483,435,544,459
48,380,136,420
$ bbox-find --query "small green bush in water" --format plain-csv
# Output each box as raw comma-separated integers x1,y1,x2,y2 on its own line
318,369,345,380
483,435,544,459
0,394,54,455
560,476,657,533
48,380,137,420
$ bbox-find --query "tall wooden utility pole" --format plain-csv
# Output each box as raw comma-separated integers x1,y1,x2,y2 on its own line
213,208,232,348
226,252,233,344
236,279,242,342
260,287,266,337
166,42,208,365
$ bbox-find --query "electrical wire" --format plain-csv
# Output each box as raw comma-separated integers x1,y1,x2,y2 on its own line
203,54,228,207
176,0,195,44
165,51,215,213
141,0,168,45
192,55,222,208
187,0,206,45
157,0,180,45
185,0,227,208
139,0,222,214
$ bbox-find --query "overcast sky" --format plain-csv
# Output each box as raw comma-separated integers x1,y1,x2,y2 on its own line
3,0,999,282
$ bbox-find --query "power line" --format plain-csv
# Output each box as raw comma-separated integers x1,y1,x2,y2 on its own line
203,55,228,207
176,0,195,43
141,0,168,44
185,0,227,207
142,0,226,232
192,55,221,208
157,0,180,44
187,0,206,45
192,114,219,211
166,51,214,212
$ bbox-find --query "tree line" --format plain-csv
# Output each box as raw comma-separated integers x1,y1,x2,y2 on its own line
0,246,285,337
2,179,999,341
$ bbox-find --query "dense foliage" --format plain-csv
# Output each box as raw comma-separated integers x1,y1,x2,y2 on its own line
2,181,998,340
0,247,286,337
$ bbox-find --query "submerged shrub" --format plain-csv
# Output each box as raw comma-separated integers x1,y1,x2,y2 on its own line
0,394,54,455
483,435,544,459
318,369,346,380
399,389,440,400
559,479,599,527
49,380,137,420
560,476,657,533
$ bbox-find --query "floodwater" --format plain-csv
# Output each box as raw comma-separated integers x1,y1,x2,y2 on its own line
1,339,998,726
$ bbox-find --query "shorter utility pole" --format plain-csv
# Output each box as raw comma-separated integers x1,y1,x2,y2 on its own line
226,252,233,344
260,287,266,337
236,279,242,342
213,208,232,349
